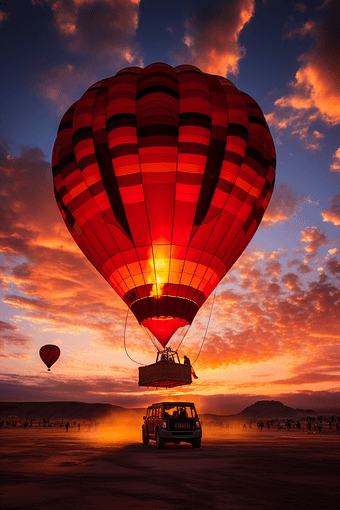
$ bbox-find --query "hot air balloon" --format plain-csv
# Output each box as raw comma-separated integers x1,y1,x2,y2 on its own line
39,344,60,371
52,63,275,387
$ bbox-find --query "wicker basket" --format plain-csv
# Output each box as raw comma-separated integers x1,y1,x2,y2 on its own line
139,360,192,388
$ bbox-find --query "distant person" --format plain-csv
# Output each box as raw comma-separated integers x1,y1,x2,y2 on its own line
65,422,69,432
183,355,190,365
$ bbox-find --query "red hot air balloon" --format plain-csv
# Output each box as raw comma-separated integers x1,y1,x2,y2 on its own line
40,344,60,371
52,63,275,357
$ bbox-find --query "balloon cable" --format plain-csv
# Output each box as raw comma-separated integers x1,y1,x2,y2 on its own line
191,288,217,366
123,307,147,366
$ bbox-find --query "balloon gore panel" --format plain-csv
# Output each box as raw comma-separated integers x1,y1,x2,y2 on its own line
52,63,276,346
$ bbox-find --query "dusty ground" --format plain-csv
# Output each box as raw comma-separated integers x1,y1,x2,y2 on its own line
1,425,340,510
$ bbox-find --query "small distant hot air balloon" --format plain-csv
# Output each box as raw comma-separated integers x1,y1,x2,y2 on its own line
52,63,276,387
39,344,60,371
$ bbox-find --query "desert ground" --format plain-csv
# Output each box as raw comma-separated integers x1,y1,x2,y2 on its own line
1,419,340,510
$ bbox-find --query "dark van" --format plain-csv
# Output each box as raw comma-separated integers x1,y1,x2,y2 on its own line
142,402,202,448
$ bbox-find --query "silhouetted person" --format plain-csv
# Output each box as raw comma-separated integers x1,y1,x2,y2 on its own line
65,422,69,432
184,355,190,365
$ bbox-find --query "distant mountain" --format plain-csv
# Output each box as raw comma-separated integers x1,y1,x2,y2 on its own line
240,400,315,420
0,401,144,420
0,399,325,422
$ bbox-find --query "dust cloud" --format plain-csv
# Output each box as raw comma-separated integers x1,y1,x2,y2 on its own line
78,410,143,445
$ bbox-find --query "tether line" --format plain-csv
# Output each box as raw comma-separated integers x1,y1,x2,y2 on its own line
123,307,147,366
191,288,217,365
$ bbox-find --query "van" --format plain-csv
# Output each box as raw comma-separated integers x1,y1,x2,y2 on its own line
142,402,202,448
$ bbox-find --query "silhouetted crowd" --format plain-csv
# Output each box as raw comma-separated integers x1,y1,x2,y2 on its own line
253,417,340,433
0,418,96,430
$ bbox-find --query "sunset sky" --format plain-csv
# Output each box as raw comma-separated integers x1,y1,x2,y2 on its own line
0,0,339,414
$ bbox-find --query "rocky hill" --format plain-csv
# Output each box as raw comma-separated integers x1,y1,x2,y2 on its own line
240,400,315,420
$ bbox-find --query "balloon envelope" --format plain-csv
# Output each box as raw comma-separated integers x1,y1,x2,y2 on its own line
52,63,276,349
40,344,60,370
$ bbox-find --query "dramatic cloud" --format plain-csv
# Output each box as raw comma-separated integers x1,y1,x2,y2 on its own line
0,9,9,27
0,320,31,357
36,62,97,116
325,257,340,275
37,0,143,67
190,241,340,376
294,2,307,13
261,183,306,228
300,226,331,262
267,2,340,144
35,0,143,113
330,147,340,172
321,194,340,226
0,140,129,342
291,127,325,150
171,0,254,76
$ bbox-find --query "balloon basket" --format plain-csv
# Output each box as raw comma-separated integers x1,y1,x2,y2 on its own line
138,360,192,388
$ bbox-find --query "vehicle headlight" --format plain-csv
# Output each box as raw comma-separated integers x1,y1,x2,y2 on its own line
161,421,167,429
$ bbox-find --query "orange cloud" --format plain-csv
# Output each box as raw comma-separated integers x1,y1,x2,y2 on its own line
300,226,331,262
330,148,340,172
171,0,255,76
267,2,340,144
37,62,97,116
287,259,314,275
0,9,9,26
34,0,143,113
325,257,340,275
261,183,306,228
291,126,325,150
321,194,340,226
38,0,143,67
192,237,340,373
294,2,307,13
0,139,160,369
0,320,31,358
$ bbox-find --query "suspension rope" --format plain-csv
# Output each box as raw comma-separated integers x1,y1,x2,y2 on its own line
123,307,147,366
191,288,217,366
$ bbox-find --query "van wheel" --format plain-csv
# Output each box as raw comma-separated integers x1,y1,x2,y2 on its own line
155,430,164,449
192,438,201,448
142,426,149,444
